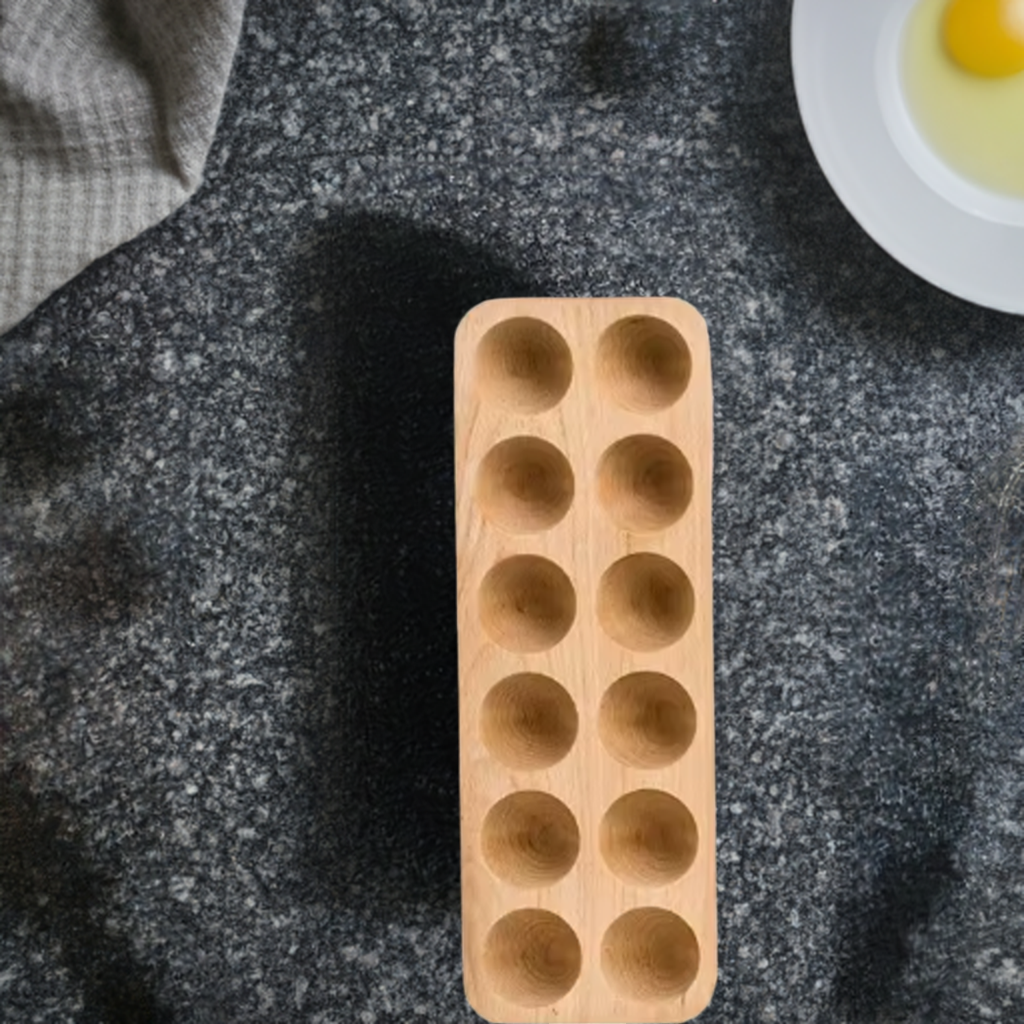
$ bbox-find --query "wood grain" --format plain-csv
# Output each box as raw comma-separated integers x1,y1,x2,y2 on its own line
455,298,716,1024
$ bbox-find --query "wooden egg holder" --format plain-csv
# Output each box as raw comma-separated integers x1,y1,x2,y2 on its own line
454,298,716,1024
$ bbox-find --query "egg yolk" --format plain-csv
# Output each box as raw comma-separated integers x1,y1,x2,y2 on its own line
943,0,1024,76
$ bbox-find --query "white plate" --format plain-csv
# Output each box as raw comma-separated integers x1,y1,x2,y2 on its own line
791,0,1024,314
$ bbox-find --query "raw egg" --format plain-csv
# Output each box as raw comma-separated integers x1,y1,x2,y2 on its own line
902,0,1024,197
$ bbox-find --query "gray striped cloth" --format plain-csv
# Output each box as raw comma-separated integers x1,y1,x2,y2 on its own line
0,0,246,336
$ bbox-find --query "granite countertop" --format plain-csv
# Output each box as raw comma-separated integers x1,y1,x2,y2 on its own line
3,1,1024,1021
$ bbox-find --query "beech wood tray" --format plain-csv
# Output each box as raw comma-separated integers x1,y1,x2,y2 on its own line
454,297,716,1023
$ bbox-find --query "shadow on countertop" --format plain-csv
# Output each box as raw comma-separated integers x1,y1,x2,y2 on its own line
0,764,172,1024
572,0,693,99
289,212,546,916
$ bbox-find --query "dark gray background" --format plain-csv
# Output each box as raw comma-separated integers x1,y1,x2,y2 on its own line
3,1,1024,1021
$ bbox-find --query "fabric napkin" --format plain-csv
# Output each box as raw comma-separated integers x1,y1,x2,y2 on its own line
0,0,246,336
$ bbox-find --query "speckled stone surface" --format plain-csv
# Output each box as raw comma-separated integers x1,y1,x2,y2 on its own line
3,1,1024,1021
